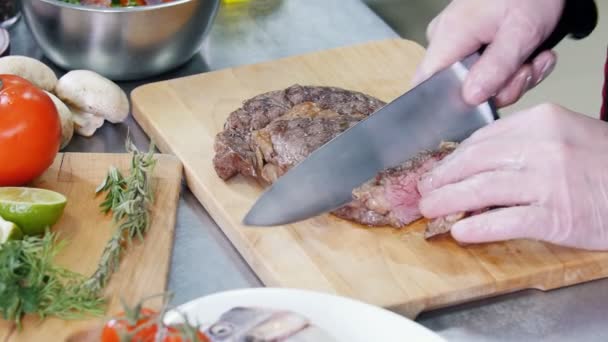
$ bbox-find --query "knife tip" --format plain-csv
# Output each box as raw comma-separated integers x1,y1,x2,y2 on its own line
241,208,277,227
241,211,257,226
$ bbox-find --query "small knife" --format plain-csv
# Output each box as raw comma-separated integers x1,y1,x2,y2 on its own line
242,16,585,226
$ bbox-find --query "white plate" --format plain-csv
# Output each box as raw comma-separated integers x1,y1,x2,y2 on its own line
164,287,446,342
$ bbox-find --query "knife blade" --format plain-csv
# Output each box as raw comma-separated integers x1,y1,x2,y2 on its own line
242,53,498,227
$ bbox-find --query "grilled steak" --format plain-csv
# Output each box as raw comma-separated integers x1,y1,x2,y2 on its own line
213,85,470,237
213,85,385,182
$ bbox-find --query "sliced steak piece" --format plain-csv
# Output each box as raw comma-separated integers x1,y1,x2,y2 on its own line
425,208,497,239
425,213,467,239
333,142,458,227
213,85,385,182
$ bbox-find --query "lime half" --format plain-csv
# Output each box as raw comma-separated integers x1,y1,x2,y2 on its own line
0,187,67,236
0,215,23,243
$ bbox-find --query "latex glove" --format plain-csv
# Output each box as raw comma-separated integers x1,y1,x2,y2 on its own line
412,0,563,107
417,103,608,250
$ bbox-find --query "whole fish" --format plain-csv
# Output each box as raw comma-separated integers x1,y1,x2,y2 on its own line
203,307,338,342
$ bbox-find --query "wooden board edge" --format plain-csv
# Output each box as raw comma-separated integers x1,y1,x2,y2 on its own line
131,85,180,158
55,152,184,173
390,284,534,320
390,249,608,319
56,152,181,159
130,37,424,158
129,37,422,100
156,156,184,294
180,163,288,288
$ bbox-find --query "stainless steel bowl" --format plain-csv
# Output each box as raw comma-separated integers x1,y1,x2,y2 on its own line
21,0,220,80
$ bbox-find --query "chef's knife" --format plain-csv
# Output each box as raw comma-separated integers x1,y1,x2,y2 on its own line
242,3,596,226
243,53,497,227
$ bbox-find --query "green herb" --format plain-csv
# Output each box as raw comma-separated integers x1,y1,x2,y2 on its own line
0,232,105,329
85,137,157,293
110,0,139,7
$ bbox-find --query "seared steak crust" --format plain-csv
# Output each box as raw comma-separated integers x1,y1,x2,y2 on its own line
252,114,363,183
213,85,386,181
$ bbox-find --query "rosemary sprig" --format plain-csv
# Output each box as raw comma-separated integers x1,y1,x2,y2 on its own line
0,232,105,329
85,137,157,293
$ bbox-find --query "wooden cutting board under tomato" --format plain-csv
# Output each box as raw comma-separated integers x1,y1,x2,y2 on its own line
0,152,183,342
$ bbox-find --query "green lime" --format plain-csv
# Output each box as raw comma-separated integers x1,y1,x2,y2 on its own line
0,215,23,243
0,187,67,236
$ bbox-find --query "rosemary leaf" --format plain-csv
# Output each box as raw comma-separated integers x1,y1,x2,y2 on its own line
85,137,157,293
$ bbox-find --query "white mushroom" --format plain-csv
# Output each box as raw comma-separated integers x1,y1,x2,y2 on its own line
44,91,74,150
71,109,105,137
54,69,129,125
0,55,58,91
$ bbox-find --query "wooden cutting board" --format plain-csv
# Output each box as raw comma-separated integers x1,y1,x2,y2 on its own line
130,38,608,318
1,153,183,341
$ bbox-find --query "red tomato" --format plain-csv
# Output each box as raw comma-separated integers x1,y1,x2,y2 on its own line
101,308,159,342
0,74,60,186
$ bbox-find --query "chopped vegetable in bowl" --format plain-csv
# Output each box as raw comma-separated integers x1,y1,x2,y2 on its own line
59,0,176,7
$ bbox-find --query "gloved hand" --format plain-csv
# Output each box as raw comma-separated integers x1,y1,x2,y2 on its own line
411,0,564,107
417,103,608,251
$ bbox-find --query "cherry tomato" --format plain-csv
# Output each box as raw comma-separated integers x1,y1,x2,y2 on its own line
163,325,210,342
101,308,210,342
0,74,60,186
101,308,159,342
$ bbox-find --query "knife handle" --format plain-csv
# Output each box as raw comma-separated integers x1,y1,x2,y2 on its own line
478,0,597,63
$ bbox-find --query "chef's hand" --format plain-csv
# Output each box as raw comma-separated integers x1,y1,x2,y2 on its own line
417,104,608,250
411,0,564,107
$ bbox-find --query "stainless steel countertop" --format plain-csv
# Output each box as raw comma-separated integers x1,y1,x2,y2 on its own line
8,1,608,341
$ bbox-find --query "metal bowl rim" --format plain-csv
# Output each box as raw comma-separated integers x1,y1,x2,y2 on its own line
29,0,200,13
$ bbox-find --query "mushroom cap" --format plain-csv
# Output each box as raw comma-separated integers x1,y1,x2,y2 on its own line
0,55,58,91
44,91,74,150
55,70,129,124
